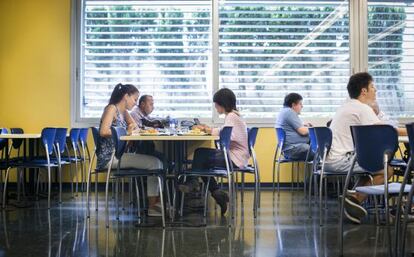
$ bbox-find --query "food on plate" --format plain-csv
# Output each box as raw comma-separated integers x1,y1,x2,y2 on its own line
141,128,158,134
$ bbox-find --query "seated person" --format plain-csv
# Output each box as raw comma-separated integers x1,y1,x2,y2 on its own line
129,95,165,158
96,83,164,217
130,95,164,129
179,88,250,215
275,93,313,161
325,72,406,224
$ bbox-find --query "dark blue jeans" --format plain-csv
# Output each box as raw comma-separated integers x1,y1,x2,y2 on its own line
190,148,230,192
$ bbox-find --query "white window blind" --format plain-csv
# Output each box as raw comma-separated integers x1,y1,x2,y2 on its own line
218,0,350,119
81,0,212,118
368,1,414,118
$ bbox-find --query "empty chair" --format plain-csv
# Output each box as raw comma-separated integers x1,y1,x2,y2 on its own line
233,127,260,218
4,128,57,209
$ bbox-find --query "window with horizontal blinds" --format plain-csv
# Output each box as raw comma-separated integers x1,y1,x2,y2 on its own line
81,0,212,118
218,0,350,119
368,1,414,118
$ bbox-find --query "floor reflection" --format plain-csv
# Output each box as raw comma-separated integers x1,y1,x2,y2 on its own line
0,191,413,257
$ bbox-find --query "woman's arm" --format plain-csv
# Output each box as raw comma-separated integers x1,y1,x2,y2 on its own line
124,111,139,135
99,105,117,138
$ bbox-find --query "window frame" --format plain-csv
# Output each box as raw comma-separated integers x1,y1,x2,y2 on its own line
71,0,413,128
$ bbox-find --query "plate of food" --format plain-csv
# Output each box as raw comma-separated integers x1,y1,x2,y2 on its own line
179,128,208,136
139,128,160,136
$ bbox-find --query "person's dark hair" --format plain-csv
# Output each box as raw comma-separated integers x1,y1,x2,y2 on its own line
347,72,373,99
138,95,152,107
108,83,139,105
283,93,303,107
213,88,237,112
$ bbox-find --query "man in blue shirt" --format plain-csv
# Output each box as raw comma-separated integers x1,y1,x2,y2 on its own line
275,93,313,160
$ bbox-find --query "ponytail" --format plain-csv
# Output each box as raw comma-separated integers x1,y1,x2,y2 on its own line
108,83,139,105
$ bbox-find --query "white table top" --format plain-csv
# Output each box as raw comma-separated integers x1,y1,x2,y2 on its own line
0,134,41,139
121,134,219,141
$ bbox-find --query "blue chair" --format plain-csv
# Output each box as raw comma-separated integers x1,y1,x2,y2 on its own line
86,127,119,218
105,126,165,227
65,128,81,196
272,127,302,193
339,125,409,255
233,127,260,218
86,127,104,217
178,127,235,221
394,123,414,256
4,128,57,209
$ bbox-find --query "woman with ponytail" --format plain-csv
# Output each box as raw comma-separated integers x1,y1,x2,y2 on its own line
97,83,164,217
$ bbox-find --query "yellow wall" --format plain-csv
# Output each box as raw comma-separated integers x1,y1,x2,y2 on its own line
0,0,297,184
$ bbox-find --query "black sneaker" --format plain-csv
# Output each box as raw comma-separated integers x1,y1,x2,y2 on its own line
344,196,367,224
211,189,229,215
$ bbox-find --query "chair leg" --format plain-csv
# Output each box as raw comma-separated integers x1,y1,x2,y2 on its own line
116,180,120,220
2,168,11,209
129,178,133,205
105,163,113,228
157,176,166,228
180,176,187,217
58,165,62,204
140,178,146,210
121,179,125,211
70,163,74,198
319,176,323,226
276,161,281,194
36,170,41,200
86,169,92,219
241,173,245,204
134,178,141,220
47,166,51,209
75,159,79,195
203,178,211,217
308,171,313,218
95,175,98,211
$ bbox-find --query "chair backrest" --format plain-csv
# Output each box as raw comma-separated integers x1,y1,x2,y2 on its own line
54,128,68,154
275,127,286,148
0,128,8,151
351,125,398,172
308,127,318,153
219,126,233,152
10,128,24,149
41,128,57,155
111,126,127,161
69,128,80,145
313,127,332,158
405,123,414,158
79,128,89,145
247,127,259,149
91,127,100,152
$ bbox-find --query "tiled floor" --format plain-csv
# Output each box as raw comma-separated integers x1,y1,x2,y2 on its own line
0,190,412,257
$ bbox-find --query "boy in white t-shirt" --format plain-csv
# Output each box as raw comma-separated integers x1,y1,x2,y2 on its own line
325,72,406,224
